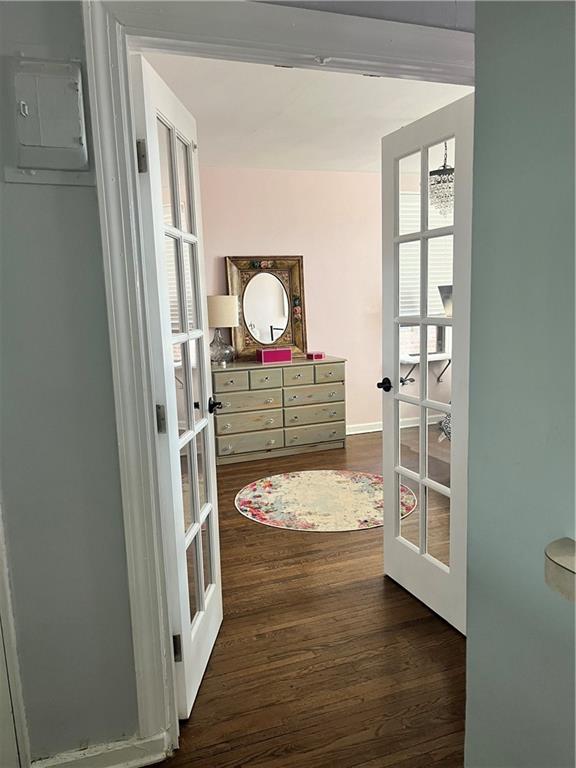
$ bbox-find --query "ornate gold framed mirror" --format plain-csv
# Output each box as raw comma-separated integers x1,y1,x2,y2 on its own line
226,256,307,358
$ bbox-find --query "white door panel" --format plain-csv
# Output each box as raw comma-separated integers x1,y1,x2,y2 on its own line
131,55,223,717
381,95,473,633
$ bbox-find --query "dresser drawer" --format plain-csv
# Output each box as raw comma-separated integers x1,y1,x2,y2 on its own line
285,421,346,447
284,382,345,407
282,365,314,386
220,388,282,414
315,362,345,383
284,402,345,427
249,368,283,390
215,409,282,435
217,428,284,457
213,370,249,393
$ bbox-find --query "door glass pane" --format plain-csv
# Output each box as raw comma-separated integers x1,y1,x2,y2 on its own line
157,119,175,226
427,326,452,406
164,236,182,333
427,487,450,566
201,517,213,593
189,339,205,421
399,474,420,549
398,324,420,398
426,408,451,488
399,240,420,316
176,138,194,233
196,429,209,510
187,539,200,621
428,137,455,230
173,343,190,435
180,445,193,532
399,401,419,474
427,235,453,317
183,242,199,331
398,152,421,236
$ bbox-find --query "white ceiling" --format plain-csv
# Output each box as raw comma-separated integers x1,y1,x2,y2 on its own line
146,54,473,173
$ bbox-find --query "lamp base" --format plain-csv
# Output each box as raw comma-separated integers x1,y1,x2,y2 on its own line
210,328,235,367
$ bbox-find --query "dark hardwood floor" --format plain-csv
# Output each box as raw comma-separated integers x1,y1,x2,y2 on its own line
165,433,465,768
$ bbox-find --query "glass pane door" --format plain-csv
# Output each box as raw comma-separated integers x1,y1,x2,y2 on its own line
395,140,453,567
381,94,474,633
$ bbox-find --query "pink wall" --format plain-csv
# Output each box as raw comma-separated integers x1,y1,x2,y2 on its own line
200,166,382,428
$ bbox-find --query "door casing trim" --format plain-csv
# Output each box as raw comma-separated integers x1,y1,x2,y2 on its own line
81,0,474,760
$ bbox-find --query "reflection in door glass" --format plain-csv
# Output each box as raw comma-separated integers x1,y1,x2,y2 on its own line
165,237,182,334
427,487,450,566
398,152,421,235
399,474,420,549
427,235,453,317
157,118,175,226
201,517,213,593
182,242,198,331
426,408,451,489
399,240,420,316
180,445,192,532
189,340,205,420
196,429,208,509
427,326,452,406
398,325,420,399
173,343,190,435
176,138,194,233
428,138,455,230
187,540,200,621
399,401,419,474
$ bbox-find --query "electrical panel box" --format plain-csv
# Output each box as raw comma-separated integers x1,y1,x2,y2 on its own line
14,60,88,171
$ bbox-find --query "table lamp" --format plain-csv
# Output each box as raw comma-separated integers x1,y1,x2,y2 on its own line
207,295,239,367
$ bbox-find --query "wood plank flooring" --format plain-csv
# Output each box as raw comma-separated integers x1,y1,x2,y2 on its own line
164,433,465,768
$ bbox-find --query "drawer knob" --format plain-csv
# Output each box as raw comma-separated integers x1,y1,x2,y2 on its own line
262,376,270,382
266,439,276,446
223,423,232,430
225,379,235,385
291,415,299,421
331,430,337,435
289,395,298,401
329,391,337,398
291,436,299,442
222,444,233,453
295,373,302,379
265,398,274,404
265,418,275,425
327,371,334,376
329,411,337,417
223,401,231,408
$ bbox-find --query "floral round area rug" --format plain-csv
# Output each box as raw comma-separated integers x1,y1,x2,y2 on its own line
234,470,417,532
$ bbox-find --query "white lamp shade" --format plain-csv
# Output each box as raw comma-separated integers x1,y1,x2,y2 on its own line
207,295,239,328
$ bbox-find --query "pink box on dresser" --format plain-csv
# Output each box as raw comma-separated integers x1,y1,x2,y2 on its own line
256,347,292,364
307,352,325,360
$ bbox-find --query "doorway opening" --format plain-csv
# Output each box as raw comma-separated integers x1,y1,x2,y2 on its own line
132,48,472,765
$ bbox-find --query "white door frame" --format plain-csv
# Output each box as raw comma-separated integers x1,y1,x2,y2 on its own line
82,0,474,760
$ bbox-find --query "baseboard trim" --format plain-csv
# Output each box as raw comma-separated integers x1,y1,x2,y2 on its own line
347,422,382,435
32,733,171,768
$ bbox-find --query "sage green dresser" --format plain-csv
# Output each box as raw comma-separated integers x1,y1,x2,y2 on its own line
211,356,346,464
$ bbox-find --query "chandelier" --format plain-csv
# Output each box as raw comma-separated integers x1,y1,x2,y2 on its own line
429,142,454,216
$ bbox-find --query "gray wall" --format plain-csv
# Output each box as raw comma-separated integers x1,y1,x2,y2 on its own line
0,2,138,759
466,3,575,766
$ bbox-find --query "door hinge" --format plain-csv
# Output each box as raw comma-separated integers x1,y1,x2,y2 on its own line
155,404,167,433
172,634,182,663
136,139,148,173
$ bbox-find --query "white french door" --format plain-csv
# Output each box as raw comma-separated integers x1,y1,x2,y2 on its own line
131,56,223,717
381,95,473,633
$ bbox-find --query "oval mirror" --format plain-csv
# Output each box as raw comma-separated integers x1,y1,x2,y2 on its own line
243,273,289,344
